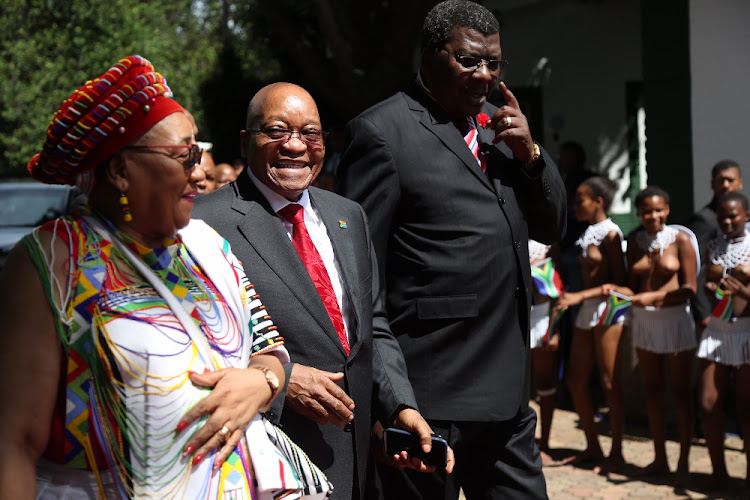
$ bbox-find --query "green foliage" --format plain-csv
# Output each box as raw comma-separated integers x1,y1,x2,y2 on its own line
251,0,436,126
0,0,224,177
0,0,435,176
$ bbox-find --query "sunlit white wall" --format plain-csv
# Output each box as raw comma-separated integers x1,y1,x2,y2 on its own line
689,0,750,209
488,0,642,215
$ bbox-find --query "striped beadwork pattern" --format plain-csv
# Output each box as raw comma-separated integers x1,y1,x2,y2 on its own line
29,55,175,185
24,212,285,498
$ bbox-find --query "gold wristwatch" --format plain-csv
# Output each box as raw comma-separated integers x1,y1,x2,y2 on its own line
252,365,280,403
524,142,541,169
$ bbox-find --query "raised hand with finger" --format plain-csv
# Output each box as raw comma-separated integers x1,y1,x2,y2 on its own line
487,82,539,166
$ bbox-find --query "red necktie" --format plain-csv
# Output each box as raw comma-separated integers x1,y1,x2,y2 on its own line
278,203,350,355
460,118,486,173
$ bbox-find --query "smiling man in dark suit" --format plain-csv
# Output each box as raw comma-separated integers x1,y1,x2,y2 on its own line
338,1,566,498
193,82,452,500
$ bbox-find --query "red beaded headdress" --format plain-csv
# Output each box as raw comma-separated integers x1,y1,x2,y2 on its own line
28,55,185,187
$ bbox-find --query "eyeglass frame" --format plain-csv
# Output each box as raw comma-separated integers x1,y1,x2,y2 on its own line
440,49,508,73
121,144,203,172
246,127,328,147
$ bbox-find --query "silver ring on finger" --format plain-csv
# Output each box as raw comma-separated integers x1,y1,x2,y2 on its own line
505,116,512,128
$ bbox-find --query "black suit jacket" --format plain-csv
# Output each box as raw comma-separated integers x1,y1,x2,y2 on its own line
339,81,566,421
688,199,720,320
193,173,417,500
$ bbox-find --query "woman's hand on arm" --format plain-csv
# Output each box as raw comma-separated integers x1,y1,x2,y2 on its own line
559,284,613,309
721,275,750,300
556,291,582,309
177,353,284,469
631,290,662,307
601,283,634,297
0,243,62,499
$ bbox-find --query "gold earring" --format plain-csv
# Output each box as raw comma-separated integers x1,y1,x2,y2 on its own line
119,192,133,222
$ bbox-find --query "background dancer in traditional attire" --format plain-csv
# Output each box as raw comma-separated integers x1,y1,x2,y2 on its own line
556,176,627,474
619,186,697,486
698,191,750,489
0,56,328,500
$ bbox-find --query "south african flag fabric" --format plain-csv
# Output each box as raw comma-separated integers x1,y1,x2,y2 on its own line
531,258,565,298
711,286,735,322
597,292,631,326
543,306,566,344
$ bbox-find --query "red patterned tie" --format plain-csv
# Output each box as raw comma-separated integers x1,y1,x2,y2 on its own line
461,117,486,173
278,203,350,355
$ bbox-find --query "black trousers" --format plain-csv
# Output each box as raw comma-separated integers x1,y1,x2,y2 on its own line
367,406,547,500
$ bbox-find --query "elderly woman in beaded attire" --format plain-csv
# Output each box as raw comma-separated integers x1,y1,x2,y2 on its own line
555,176,627,473
698,191,750,489
0,56,330,499
615,185,697,486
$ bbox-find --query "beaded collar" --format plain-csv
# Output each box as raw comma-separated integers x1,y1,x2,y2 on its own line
528,240,550,262
709,229,750,271
635,226,678,257
576,218,622,258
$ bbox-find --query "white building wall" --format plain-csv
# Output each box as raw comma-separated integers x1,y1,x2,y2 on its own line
689,0,750,209
488,0,642,214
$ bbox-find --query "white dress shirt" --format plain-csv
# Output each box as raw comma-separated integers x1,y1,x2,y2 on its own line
248,170,353,345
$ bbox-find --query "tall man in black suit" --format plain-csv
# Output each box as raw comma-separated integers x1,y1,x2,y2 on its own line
688,160,743,329
193,83,452,500
338,1,566,498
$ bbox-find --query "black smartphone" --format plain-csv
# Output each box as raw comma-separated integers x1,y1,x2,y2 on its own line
383,427,448,468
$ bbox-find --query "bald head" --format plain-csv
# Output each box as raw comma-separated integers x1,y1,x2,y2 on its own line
246,82,319,129
241,83,325,201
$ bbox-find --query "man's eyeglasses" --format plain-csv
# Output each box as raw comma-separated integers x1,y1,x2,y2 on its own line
122,144,203,171
247,127,327,147
441,49,508,73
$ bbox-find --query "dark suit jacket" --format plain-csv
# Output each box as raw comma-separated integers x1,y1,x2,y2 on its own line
193,173,418,500
339,81,566,422
688,199,720,320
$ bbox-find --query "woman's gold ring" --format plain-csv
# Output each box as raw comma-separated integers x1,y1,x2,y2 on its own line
505,116,512,128
218,425,231,440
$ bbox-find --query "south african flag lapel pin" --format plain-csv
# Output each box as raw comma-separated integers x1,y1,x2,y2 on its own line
338,220,348,228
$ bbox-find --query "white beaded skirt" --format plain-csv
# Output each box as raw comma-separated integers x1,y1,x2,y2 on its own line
530,301,551,349
631,303,696,354
697,316,750,366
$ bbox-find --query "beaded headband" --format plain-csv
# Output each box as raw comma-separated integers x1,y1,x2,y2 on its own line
28,55,185,187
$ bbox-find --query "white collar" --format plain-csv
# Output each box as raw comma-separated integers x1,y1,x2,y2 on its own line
246,168,316,221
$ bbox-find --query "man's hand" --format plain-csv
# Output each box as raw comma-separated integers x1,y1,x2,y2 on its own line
487,82,535,163
375,408,455,474
285,364,355,428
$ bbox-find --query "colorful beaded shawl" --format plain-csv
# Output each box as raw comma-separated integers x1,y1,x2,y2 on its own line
24,212,285,499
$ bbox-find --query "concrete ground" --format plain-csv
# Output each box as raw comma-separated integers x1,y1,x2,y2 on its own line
533,401,748,500
457,401,747,499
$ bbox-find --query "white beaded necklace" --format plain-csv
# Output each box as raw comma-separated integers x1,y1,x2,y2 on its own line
528,240,550,263
635,226,678,257
576,218,622,258
709,229,750,272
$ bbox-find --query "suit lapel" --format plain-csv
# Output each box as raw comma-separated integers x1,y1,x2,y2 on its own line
233,175,348,355
405,84,493,190
309,190,364,358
